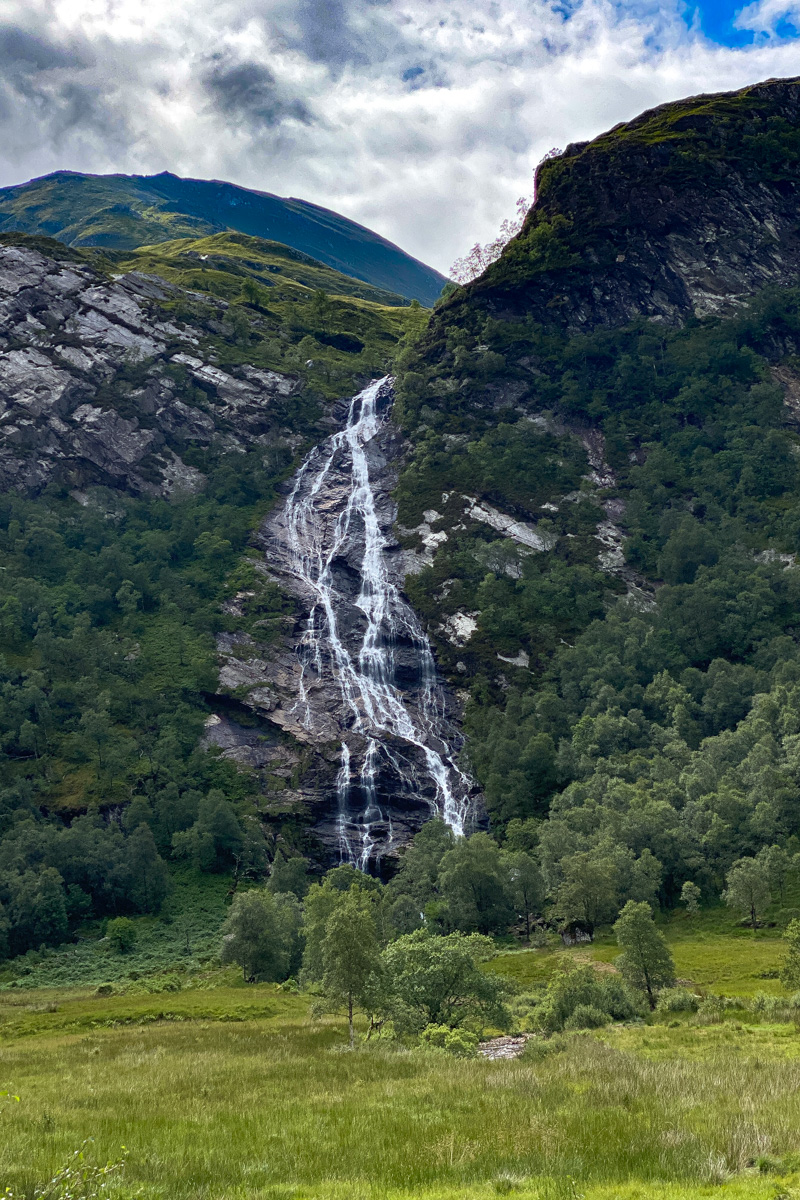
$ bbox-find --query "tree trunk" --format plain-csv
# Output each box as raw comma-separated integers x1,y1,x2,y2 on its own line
348,992,354,1049
751,904,758,932
525,910,531,944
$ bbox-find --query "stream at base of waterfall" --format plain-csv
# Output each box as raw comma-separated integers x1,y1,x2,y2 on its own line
277,375,472,870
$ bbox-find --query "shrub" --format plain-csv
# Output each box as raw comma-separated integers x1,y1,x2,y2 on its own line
656,987,699,1013
535,964,640,1033
419,1023,479,1057
106,918,137,954
563,1004,611,1031
696,994,727,1024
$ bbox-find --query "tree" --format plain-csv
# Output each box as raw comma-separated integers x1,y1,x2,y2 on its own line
437,833,514,934
172,791,244,872
780,918,800,991
613,901,675,1010
302,870,385,983
220,889,301,982
126,825,170,913
556,846,621,930
321,890,382,1047
107,916,137,954
389,819,454,910
724,857,772,931
380,930,509,1035
503,850,544,942
8,867,68,953
756,844,793,903
680,881,701,917
266,852,310,899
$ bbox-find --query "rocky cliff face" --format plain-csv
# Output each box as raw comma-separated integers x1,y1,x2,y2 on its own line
0,234,470,866
0,240,303,498
441,77,800,338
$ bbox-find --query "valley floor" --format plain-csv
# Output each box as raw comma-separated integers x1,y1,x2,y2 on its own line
2,924,800,1200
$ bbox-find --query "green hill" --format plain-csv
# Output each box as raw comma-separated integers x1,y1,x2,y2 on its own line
0,169,447,304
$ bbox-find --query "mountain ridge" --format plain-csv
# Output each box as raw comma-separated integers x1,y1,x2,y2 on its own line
0,169,448,305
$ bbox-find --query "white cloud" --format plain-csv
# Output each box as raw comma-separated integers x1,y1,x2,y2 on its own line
0,0,799,273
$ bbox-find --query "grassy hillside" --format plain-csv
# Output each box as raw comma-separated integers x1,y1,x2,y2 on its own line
0,170,448,304
111,231,410,306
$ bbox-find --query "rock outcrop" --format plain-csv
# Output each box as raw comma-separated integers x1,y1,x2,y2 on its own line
0,241,301,497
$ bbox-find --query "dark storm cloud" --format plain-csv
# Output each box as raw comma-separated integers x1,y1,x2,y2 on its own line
0,24,93,74
203,57,314,126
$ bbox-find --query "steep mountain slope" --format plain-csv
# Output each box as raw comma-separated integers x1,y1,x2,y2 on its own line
6,76,800,967
0,231,433,958
394,75,800,907
0,171,447,305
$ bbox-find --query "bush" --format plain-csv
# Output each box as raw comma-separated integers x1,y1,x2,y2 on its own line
656,987,699,1013
563,1003,611,1031
696,994,728,1024
419,1023,479,1057
106,918,137,954
535,965,640,1033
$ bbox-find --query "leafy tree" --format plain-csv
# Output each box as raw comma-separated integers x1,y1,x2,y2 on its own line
680,881,701,917
613,901,675,1009
220,889,301,982
7,867,68,953
172,791,244,872
724,857,772,931
556,846,621,930
266,852,310,899
389,819,454,910
302,871,385,984
756,844,793,903
437,833,514,934
535,964,640,1033
321,890,382,1047
780,917,800,991
107,916,137,954
0,901,9,961
126,825,170,913
380,930,508,1035
504,849,544,942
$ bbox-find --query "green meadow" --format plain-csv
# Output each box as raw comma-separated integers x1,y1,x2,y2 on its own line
3,910,800,1200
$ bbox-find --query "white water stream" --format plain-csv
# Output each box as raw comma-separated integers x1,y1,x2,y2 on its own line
282,376,470,869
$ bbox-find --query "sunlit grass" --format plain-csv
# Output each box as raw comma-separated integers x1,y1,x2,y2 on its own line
3,984,800,1200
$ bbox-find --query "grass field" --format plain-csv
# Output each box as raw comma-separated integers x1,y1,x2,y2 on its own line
3,922,800,1200
489,904,789,998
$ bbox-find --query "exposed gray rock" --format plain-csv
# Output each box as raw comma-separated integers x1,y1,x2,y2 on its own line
0,242,300,497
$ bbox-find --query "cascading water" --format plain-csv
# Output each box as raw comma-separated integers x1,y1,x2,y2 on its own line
281,375,471,869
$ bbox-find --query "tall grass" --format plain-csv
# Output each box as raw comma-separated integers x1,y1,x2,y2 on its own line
3,990,800,1199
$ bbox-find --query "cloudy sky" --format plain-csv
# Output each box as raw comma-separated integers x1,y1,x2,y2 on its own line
1,0,800,273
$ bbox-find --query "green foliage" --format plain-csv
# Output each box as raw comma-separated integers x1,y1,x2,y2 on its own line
534,963,640,1032
613,901,676,1009
681,882,701,917
780,917,800,991
724,858,772,931
106,917,137,954
320,889,382,1046
380,929,509,1035
220,889,302,982
656,987,699,1014
418,1023,479,1057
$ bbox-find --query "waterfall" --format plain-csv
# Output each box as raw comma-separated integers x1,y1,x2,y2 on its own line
281,375,471,868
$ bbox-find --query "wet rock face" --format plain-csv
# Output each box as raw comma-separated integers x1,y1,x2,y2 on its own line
0,243,300,496
216,379,481,867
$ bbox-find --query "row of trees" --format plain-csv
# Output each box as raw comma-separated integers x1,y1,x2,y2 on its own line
221,862,680,1045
